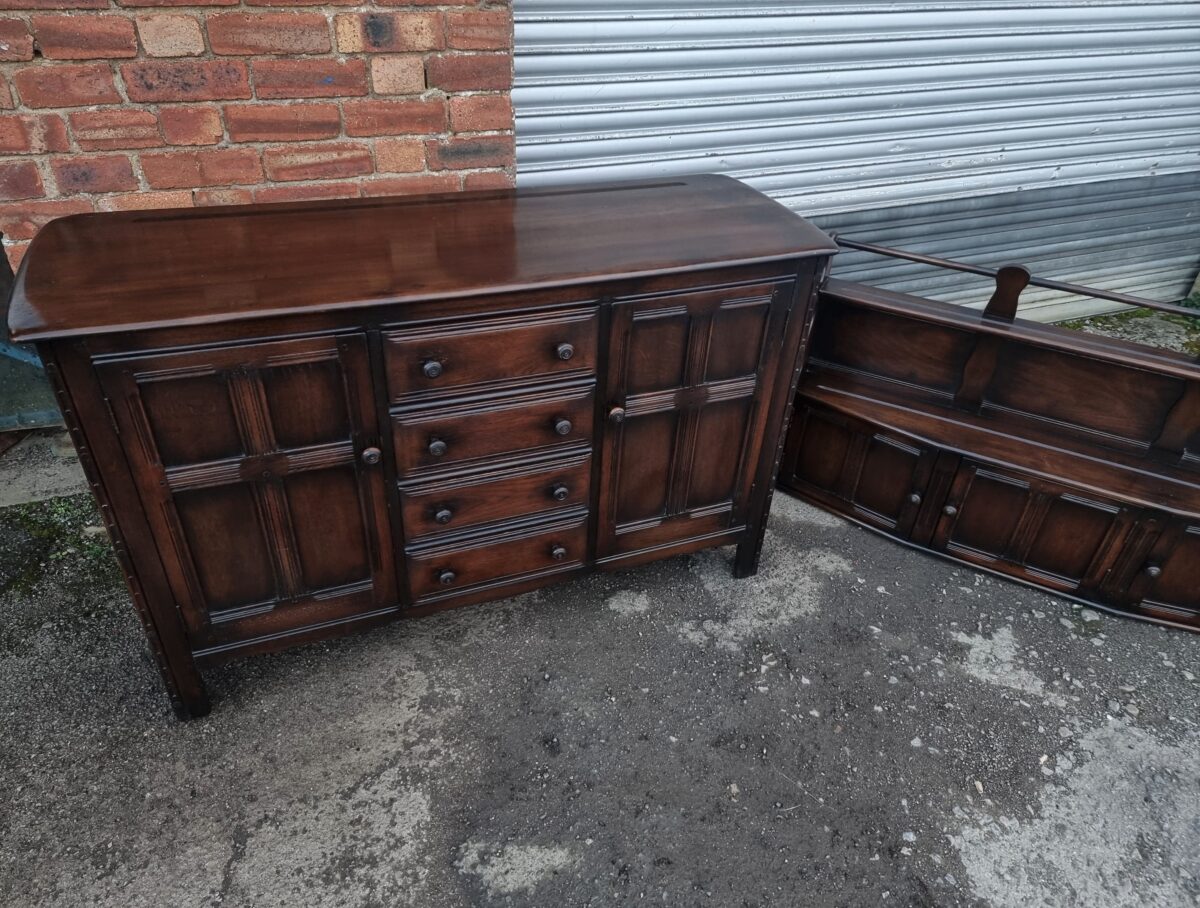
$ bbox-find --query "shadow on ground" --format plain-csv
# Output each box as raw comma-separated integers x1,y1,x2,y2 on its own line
1,489,1197,907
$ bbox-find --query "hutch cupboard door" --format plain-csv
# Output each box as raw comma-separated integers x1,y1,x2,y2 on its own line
97,333,397,651
597,280,793,561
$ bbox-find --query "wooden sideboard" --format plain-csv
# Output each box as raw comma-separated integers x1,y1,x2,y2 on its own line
7,175,837,717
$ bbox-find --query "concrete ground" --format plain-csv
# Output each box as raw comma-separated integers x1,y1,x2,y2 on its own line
1,440,1197,908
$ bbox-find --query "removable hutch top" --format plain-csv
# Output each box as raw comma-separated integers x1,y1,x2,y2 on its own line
9,175,837,717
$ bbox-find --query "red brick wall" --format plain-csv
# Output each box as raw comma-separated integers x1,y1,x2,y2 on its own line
0,2,514,269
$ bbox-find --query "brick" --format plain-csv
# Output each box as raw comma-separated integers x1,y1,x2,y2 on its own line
0,161,44,201
118,0,235,7
70,109,159,150
376,0,472,5
98,189,192,211
262,142,372,182
361,173,458,197
52,154,137,194
208,13,330,56
248,0,356,6
446,9,510,51
342,99,444,137
370,55,423,95
141,147,261,189
5,0,107,9
254,181,359,203
193,187,252,206
122,60,250,102
252,58,367,99
31,14,137,59
334,12,442,53
14,63,120,108
135,14,204,57
1,113,69,153
5,242,29,271
426,135,513,171
374,137,423,173
449,94,512,133
224,103,339,142
426,53,510,93
159,106,222,145
0,198,92,241
463,170,514,191
0,19,34,61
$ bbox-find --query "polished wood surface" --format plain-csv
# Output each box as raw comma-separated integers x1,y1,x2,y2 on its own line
14,177,832,717
8,175,835,342
778,279,1200,632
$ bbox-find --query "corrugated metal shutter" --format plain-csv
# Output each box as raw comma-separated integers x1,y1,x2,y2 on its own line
513,1,1200,320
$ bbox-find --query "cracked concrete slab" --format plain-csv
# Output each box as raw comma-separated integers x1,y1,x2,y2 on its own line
1,483,1198,907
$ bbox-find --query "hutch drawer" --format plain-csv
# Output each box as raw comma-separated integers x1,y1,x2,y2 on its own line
8,174,836,716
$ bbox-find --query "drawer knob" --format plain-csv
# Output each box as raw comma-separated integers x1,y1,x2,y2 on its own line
554,417,573,436
556,342,575,361
551,483,569,501
608,406,626,424
422,360,443,379
908,492,922,505
360,446,382,466
428,438,448,458
550,544,567,561
438,569,457,585
943,504,958,517
434,507,453,525
1145,564,1163,579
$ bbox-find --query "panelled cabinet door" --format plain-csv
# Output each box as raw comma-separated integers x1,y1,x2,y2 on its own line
931,460,1132,595
97,333,396,649
597,280,791,559
780,404,940,539
1122,519,1200,627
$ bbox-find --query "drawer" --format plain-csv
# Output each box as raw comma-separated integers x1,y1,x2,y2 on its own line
400,450,591,539
406,514,588,601
384,307,598,399
391,383,595,473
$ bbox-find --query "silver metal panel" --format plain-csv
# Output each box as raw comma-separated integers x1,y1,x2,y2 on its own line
514,1,1200,320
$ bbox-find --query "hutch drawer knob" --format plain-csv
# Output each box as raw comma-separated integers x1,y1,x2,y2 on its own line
428,438,448,458
360,446,382,466
908,492,922,505
943,504,958,517
554,417,573,436
556,342,575,361
608,406,626,424
438,569,457,585
434,507,454,525
550,544,568,561
422,360,444,379
1144,564,1163,579
551,483,570,501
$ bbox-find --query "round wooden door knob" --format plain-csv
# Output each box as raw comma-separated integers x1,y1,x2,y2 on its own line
550,544,567,560
422,360,443,379
554,418,573,436
428,438,448,457
943,505,958,517
360,446,382,466
438,569,457,585
556,343,575,361
608,406,626,424
908,492,922,505
434,508,453,524
1144,564,1163,579
552,484,569,501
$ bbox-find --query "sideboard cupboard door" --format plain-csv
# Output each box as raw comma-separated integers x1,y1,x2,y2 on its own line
96,334,397,650
1121,519,1200,627
597,280,791,561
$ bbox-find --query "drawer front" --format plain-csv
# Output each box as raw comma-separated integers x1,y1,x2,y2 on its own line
400,451,591,539
407,516,588,601
385,308,598,399
392,384,595,472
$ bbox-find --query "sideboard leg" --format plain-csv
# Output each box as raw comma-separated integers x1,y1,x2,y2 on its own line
733,533,764,579
170,674,211,720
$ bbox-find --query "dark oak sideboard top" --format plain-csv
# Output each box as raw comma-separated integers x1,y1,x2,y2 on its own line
8,174,836,342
